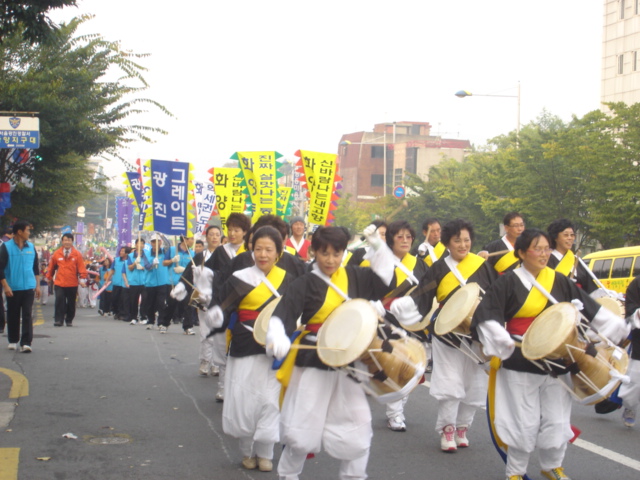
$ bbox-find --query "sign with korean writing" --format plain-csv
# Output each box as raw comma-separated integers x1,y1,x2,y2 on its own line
193,181,216,235
295,150,340,226
277,186,293,218
116,196,133,248
123,170,147,230
142,159,194,235
231,151,282,223
209,167,246,236
0,116,40,148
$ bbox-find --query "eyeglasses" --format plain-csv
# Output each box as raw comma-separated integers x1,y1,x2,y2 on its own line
394,235,413,241
508,223,525,228
528,247,551,255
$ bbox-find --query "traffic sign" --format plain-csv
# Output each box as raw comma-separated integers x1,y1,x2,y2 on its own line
0,116,40,148
393,185,406,199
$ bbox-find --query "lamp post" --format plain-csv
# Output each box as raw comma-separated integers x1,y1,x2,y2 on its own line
340,132,389,198
455,82,521,137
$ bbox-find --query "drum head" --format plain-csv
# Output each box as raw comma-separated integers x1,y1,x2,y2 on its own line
253,297,282,346
404,296,436,332
317,299,379,367
434,283,480,336
521,302,578,361
595,297,624,318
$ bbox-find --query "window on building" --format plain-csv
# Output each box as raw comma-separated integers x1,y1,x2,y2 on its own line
621,0,626,19
394,168,403,186
619,54,624,74
405,147,418,175
370,174,384,187
411,124,421,135
371,146,384,158
635,51,638,71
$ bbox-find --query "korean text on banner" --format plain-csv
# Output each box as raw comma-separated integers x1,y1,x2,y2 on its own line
193,181,216,235
209,167,246,236
116,196,133,247
231,151,282,223
295,150,340,226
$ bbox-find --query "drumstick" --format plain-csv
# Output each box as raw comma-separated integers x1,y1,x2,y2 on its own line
487,249,510,258
385,199,409,222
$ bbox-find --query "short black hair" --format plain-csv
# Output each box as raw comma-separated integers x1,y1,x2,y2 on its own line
252,226,284,255
226,213,251,233
205,225,222,235
515,228,550,261
12,220,32,235
135,238,145,245
312,226,349,253
62,233,74,241
195,239,204,246
421,218,440,232
547,218,575,249
385,220,416,250
252,214,288,241
503,212,523,226
441,219,475,246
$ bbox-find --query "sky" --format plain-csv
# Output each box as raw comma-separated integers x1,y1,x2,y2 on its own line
50,0,604,185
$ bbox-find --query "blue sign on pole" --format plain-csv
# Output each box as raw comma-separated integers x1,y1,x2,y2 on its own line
0,116,40,148
393,185,406,199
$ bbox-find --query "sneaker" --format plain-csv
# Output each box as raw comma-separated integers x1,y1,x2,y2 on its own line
184,328,195,335
146,324,153,330
140,319,149,325
159,326,167,334
215,387,224,402
541,467,571,480
623,407,636,427
8,343,17,350
507,476,525,480
98,309,104,316
257,457,273,472
130,319,138,325
241,456,257,470
387,415,407,432
440,424,457,452
53,322,62,327
210,365,220,376
20,345,32,353
426,359,433,373
199,360,209,376
455,425,469,447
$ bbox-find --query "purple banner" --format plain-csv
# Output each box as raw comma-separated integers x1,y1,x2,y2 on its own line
76,221,84,251
116,196,133,248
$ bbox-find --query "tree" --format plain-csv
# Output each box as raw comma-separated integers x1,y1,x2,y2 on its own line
0,1,77,44
0,15,172,233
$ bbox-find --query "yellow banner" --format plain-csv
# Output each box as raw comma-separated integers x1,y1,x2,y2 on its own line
296,150,339,226
233,151,281,223
210,167,246,236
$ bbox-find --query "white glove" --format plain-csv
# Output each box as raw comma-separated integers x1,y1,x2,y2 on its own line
369,300,386,317
571,299,584,312
266,316,291,360
389,296,422,326
135,263,145,270
363,224,383,251
476,320,515,360
204,305,224,329
135,256,141,264
152,257,159,267
630,309,640,329
417,242,428,256
174,266,185,274
172,254,180,263
170,282,187,301
591,306,631,345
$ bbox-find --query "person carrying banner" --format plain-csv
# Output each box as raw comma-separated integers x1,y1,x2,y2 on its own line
161,235,195,334
109,246,131,323
126,238,148,325
143,234,170,330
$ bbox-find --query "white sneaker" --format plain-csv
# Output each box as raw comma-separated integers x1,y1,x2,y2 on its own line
159,326,167,334
440,424,457,452
130,319,138,325
387,415,406,432
455,425,469,447
8,343,17,350
199,360,209,376
21,345,32,353
140,319,149,325
210,365,220,376
184,328,195,335
215,387,224,402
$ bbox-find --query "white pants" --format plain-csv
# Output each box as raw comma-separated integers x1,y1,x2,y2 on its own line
430,339,487,432
619,358,640,411
199,319,227,389
385,396,408,420
496,368,573,477
39,284,49,305
222,355,280,459
278,367,372,480
77,285,90,307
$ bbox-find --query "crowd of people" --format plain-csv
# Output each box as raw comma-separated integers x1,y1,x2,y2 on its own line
0,211,638,480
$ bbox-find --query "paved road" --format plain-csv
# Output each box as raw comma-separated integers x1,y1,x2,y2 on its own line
0,303,639,479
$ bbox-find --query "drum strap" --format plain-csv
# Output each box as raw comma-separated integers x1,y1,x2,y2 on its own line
553,249,576,277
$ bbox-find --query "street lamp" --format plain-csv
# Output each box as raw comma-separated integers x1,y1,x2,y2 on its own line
340,132,390,197
455,82,521,137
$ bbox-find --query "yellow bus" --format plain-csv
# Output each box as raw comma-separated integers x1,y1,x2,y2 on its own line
582,246,640,294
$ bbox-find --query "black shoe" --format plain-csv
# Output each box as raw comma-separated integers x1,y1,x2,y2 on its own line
65,323,73,327
98,309,104,316
54,322,62,327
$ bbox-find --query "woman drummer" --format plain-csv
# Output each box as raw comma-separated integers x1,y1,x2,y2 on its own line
209,226,296,473
390,218,496,452
376,220,428,432
471,228,629,480
266,225,395,480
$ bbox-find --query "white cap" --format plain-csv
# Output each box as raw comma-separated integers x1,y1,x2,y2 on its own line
149,233,162,242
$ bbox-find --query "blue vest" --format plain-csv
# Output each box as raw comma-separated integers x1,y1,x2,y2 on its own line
168,245,194,285
99,266,113,292
126,252,147,286
4,239,37,290
111,257,128,287
145,249,170,287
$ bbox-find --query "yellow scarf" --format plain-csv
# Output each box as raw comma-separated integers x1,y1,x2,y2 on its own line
423,242,446,267
494,250,519,273
554,250,575,277
436,253,485,303
238,266,286,311
513,267,556,318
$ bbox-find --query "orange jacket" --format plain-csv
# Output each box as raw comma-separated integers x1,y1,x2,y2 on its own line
47,247,88,287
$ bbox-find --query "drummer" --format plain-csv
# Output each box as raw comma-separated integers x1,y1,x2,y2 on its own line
207,226,297,473
478,212,524,274
471,228,630,480
267,225,395,480
375,219,428,432
390,219,497,452
347,220,387,267
416,217,446,267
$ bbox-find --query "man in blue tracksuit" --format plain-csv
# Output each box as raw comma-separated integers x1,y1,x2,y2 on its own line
160,235,195,334
143,234,171,330
126,238,148,325
0,220,40,352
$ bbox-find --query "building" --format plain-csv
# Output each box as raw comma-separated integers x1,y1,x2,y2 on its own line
338,121,470,201
602,0,640,105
